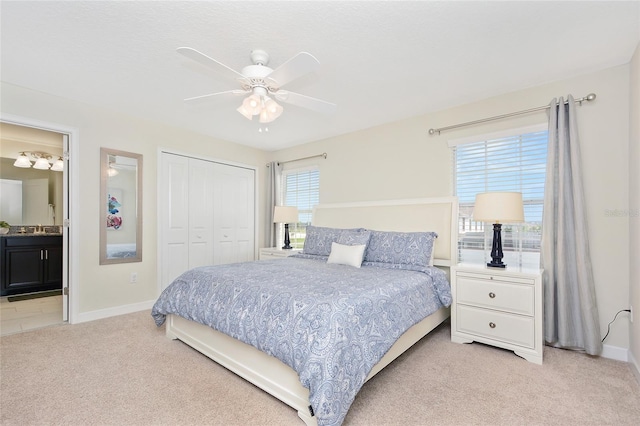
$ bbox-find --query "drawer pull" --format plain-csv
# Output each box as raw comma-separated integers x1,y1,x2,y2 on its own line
489,292,496,299
489,322,496,329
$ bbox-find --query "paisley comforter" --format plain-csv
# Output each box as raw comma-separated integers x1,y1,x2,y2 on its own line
151,256,451,426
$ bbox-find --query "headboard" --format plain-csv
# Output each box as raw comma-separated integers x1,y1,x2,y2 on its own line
312,197,458,267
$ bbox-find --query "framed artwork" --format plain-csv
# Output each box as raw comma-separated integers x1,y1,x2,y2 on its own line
106,188,123,230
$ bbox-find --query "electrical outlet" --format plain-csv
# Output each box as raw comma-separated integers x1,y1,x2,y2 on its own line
130,272,138,284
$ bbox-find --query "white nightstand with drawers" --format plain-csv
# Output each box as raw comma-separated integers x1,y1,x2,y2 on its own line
451,263,543,365
258,247,301,260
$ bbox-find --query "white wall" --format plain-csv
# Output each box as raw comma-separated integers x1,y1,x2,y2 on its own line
271,64,632,352
0,82,268,319
629,43,640,377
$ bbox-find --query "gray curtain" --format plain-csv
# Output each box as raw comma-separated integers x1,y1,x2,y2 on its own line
266,161,282,248
541,95,602,355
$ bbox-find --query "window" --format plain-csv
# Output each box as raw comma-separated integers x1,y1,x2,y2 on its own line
452,126,547,269
281,167,320,249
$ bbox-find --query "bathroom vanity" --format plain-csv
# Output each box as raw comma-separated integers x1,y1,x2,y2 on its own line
0,234,63,296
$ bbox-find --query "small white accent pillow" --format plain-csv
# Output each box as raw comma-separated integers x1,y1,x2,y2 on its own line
327,242,367,268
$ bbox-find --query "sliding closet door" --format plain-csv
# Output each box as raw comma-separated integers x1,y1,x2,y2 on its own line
213,163,255,265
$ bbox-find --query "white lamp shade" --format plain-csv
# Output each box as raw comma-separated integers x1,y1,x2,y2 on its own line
474,192,524,223
237,104,254,120
51,157,64,172
273,206,298,224
243,94,262,114
107,165,119,177
259,98,283,123
33,157,51,170
13,153,32,168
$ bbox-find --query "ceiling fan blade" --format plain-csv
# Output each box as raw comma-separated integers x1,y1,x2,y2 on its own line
184,90,248,104
275,91,337,114
177,47,246,82
267,52,320,88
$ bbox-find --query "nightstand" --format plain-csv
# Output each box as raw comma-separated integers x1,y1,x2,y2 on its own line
451,263,543,365
258,247,302,260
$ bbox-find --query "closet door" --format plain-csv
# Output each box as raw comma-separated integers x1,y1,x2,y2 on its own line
213,163,255,265
160,153,189,290
160,152,256,291
187,159,215,269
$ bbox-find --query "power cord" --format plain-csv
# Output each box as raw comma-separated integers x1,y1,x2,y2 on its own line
601,309,631,342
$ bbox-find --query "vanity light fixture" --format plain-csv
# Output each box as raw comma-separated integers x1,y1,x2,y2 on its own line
13,151,63,172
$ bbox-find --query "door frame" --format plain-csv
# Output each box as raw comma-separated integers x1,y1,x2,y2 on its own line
157,148,260,295
0,113,79,324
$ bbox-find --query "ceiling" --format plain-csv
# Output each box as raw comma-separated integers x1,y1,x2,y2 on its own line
1,1,639,152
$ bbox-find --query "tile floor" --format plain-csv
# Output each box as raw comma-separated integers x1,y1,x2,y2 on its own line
0,294,64,336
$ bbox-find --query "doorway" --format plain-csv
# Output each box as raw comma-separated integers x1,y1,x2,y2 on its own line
0,118,74,333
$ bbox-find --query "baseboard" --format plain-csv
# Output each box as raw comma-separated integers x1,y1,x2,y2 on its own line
601,344,629,362
629,351,640,385
73,299,155,324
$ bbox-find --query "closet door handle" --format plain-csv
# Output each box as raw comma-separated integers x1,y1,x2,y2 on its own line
41,249,44,260
45,250,49,260
489,292,496,299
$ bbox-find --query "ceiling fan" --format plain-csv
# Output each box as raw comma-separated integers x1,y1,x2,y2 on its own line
177,47,337,123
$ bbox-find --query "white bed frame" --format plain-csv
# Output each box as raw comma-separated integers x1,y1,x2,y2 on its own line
165,197,458,425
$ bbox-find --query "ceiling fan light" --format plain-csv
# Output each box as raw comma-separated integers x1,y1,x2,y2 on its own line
237,104,254,120
51,157,64,172
33,157,51,170
259,108,275,124
259,98,283,123
242,94,262,115
13,152,32,168
264,98,283,119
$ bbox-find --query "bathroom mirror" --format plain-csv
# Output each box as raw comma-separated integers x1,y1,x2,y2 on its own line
99,148,142,264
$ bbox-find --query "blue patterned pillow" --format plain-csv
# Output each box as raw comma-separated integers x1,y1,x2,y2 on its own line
303,226,369,256
337,229,372,247
363,231,437,267
290,253,329,262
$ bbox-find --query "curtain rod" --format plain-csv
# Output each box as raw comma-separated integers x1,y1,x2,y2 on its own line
428,93,596,136
267,152,327,167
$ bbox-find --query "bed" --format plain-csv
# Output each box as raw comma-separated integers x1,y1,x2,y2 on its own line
152,197,458,426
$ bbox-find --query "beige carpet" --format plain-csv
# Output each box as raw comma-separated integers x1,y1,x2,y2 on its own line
1,310,638,425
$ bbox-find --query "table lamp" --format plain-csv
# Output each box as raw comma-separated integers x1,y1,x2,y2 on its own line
273,206,299,250
473,192,524,268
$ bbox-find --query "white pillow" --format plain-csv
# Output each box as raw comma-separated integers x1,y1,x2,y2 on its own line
327,242,366,268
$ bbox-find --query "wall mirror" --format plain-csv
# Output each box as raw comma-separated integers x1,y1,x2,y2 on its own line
99,148,142,264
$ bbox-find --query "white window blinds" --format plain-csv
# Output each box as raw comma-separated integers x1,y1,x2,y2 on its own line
452,127,548,269
281,167,320,249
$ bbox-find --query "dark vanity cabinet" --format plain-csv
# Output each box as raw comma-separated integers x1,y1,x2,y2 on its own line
1,236,63,296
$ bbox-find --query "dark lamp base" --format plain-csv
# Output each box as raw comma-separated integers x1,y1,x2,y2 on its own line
488,223,506,268
282,223,293,250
